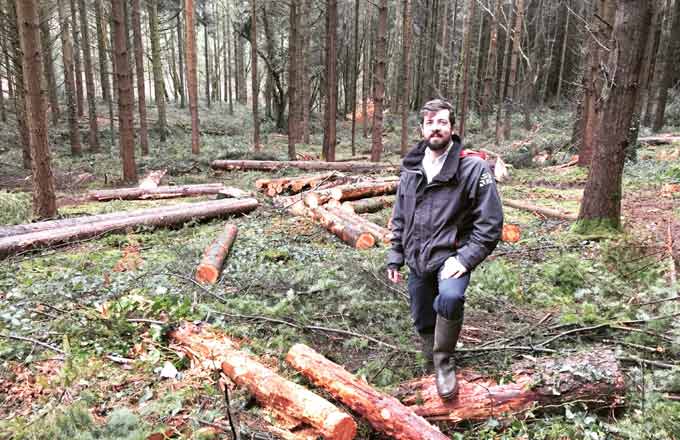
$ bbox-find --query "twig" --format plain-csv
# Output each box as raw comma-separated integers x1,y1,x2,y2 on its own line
0,333,65,355
603,339,665,354
127,318,166,325
221,375,241,440
637,296,680,306
609,325,674,342
165,271,229,303
617,355,677,370
667,220,677,287
458,345,557,354
302,325,408,352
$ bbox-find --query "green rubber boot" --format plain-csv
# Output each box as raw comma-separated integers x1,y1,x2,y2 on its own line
433,315,462,400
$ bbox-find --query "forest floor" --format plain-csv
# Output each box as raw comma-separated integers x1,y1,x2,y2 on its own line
0,103,679,439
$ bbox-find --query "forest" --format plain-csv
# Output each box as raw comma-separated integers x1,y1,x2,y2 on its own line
0,0,679,438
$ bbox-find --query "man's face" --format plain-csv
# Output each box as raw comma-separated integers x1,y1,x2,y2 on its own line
421,109,453,150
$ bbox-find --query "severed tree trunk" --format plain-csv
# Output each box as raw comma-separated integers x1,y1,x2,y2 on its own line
303,180,399,209
131,0,149,156
322,0,337,162
70,0,84,118
399,0,413,156
57,0,81,156
309,206,375,249
148,0,167,141
8,0,32,169
341,195,395,214
78,0,99,151
370,0,387,162
287,344,448,440
458,0,476,138
481,0,500,133
577,0,652,230
112,0,137,183
38,3,60,125
195,224,238,284
16,0,58,219
185,0,200,154
251,0,260,151
652,0,680,132
502,0,524,140
85,183,227,202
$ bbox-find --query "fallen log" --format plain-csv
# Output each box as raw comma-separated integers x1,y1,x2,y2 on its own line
286,343,449,440
394,350,626,423
326,207,392,244
195,224,238,284
256,172,339,196
216,187,251,199
170,323,357,440
341,195,396,214
211,159,399,173
304,181,399,208
309,206,375,249
85,183,226,201
638,135,680,145
0,198,259,257
503,198,577,221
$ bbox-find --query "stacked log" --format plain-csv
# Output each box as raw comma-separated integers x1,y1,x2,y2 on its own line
256,172,339,197
170,323,357,440
326,207,392,244
304,180,398,208
340,195,396,214
309,206,375,249
195,224,238,284
0,198,259,257
211,159,399,173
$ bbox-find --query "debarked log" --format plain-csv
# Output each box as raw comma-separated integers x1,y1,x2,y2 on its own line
286,343,450,440
195,224,238,284
211,159,399,173
0,198,259,257
394,350,626,423
170,323,357,440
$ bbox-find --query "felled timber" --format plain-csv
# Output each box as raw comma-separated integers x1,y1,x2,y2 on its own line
326,207,392,244
85,183,226,201
394,350,626,423
216,187,251,199
0,198,259,257
195,224,238,284
341,195,396,214
638,135,680,145
211,159,399,173
286,343,449,440
256,172,339,196
170,323,357,440
304,181,399,208
309,206,375,249
503,198,577,221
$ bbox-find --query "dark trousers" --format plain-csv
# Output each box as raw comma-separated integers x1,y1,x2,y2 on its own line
407,265,470,334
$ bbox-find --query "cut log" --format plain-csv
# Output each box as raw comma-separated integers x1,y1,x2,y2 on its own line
286,343,449,440
138,169,167,189
304,181,399,209
256,172,340,196
638,135,680,145
170,323,357,440
309,207,375,249
326,207,392,244
341,196,396,214
211,159,399,173
195,224,238,284
216,187,251,199
394,350,626,423
85,183,226,201
0,198,259,257
503,198,577,221
335,155,370,162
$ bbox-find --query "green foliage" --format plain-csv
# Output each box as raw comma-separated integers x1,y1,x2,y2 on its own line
467,260,522,306
0,190,31,225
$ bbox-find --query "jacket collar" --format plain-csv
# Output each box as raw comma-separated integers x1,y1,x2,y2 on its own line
402,134,463,183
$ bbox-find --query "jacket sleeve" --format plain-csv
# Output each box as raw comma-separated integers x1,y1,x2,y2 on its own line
455,162,503,271
387,177,405,268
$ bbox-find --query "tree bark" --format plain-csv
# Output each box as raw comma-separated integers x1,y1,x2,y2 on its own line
70,0,84,118
39,3,60,125
341,195,395,214
458,0,476,138
93,0,110,103
308,206,376,249
170,323,357,440
131,0,149,156
287,0,299,160
555,2,570,105
212,159,399,173
577,0,652,229
502,0,524,140
85,183,228,202
185,0,200,154
112,0,138,183
256,172,338,197
251,0,260,151
504,198,577,221
301,0,311,144
322,0,338,162
0,199,259,257
177,13,186,108
286,343,449,440
224,0,233,114
57,0,81,156
148,0,167,141
399,0,413,156
481,0,500,133
495,1,513,144
16,0,58,219
652,0,680,132
77,0,99,151
350,0,361,155
303,180,399,209
8,0,32,169
396,350,625,422
325,207,391,244
196,224,238,284
370,0,387,162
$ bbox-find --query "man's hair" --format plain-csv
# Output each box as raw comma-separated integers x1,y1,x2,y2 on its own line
419,99,456,126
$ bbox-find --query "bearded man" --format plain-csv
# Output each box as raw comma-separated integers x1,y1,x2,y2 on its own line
387,99,503,400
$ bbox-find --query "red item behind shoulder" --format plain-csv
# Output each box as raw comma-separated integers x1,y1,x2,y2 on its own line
459,149,488,160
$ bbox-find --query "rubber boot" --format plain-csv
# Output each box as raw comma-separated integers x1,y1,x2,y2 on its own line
433,315,462,400
418,332,434,373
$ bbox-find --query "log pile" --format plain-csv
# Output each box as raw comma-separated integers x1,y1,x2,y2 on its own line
340,195,395,214
195,224,238,284
256,172,341,197
170,323,357,440
309,206,376,249
303,180,398,208
211,159,399,173
0,198,259,257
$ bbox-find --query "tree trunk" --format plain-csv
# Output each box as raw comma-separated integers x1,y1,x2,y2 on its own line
555,2,570,105
169,323,357,440
458,0,476,138
212,159,399,173
93,0,110,103
16,0,58,219
577,0,652,230
148,0,167,141
195,224,238,284
70,0,84,118
77,0,99,151
251,0,260,151
396,350,625,422
303,180,399,209
86,183,228,202
286,344,449,440
185,0,200,155
203,15,210,108
287,0,299,160
57,0,81,157
481,0,500,133
224,1,233,114
301,0,311,143
325,207,391,244
341,195,395,214
2,0,14,100
38,3,60,125
399,0,413,157
652,0,680,132
495,1,513,144
112,0,138,183
502,0,524,140
131,0,149,156
370,0,387,162
308,206,376,249
322,0,338,162
8,0,32,169
0,199,259,257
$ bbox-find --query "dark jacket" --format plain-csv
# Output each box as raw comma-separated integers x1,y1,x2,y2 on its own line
387,135,503,276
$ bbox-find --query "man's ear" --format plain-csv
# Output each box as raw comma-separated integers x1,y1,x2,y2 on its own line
419,123,424,137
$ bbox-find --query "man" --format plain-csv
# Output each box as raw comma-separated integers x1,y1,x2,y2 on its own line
387,99,503,400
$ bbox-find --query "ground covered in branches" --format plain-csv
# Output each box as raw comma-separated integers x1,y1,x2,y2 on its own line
0,103,679,439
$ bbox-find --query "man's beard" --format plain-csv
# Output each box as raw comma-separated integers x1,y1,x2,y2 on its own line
426,132,451,151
